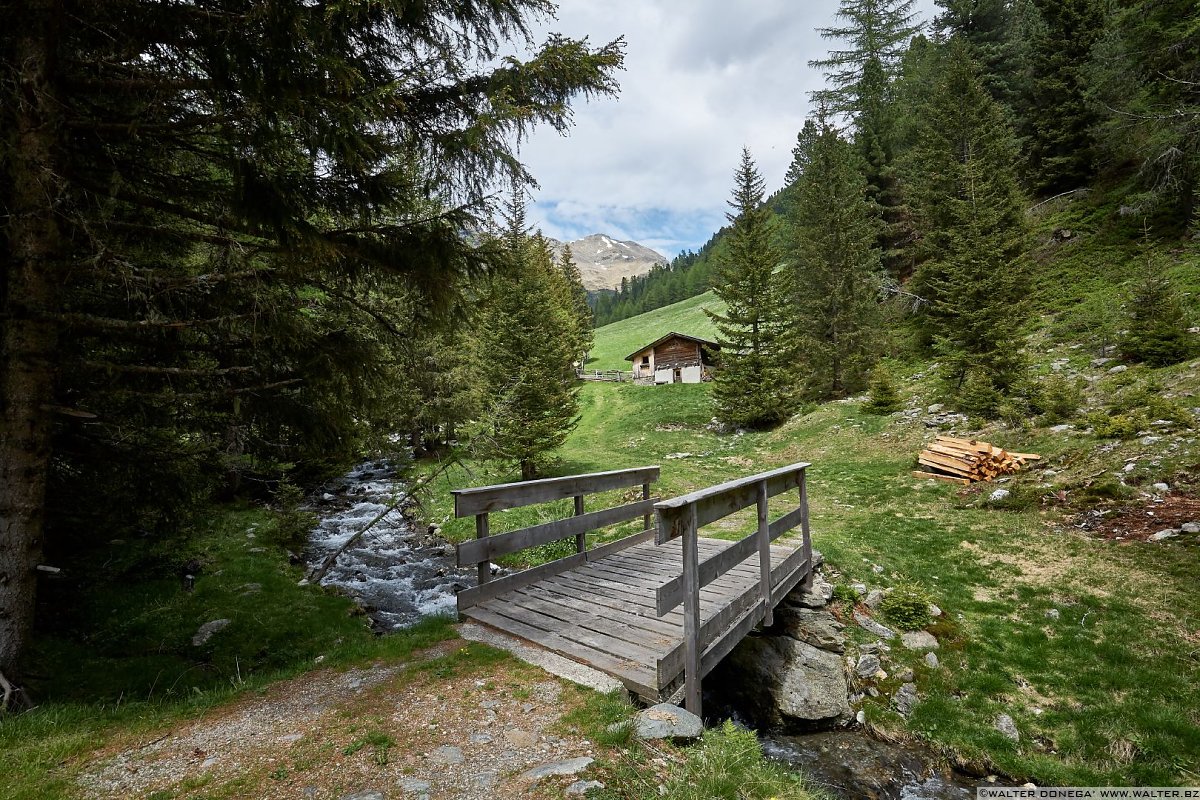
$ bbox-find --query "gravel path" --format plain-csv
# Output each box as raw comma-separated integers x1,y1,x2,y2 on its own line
77,635,603,799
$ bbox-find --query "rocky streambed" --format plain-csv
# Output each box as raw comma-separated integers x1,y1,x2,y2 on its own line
705,564,984,800
304,460,475,631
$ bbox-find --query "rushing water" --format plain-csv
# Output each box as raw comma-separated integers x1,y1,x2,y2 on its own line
761,732,977,800
305,460,475,630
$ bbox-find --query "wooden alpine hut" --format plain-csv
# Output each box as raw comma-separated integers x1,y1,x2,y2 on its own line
625,332,720,385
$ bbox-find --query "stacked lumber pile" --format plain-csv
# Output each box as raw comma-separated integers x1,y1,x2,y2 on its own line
913,436,1041,485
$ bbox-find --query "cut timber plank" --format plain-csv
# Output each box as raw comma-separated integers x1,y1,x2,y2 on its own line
913,470,971,485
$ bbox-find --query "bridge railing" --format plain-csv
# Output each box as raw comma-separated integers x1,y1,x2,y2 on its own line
654,462,813,714
452,466,661,612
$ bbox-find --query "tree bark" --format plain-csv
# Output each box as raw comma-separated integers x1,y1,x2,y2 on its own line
0,0,66,677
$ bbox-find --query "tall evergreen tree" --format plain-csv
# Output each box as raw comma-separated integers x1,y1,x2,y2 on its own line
1090,0,1200,224
809,0,922,279
556,245,594,366
933,0,1023,113
786,118,883,399
1024,0,1106,194
905,41,1030,397
475,197,580,480
0,0,622,680
809,0,924,117
706,149,794,428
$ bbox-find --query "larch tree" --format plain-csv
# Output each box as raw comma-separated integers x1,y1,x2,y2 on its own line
785,117,883,400
707,149,794,429
0,0,622,681
905,40,1030,400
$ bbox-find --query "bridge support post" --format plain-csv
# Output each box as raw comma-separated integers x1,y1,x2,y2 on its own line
681,503,701,716
800,471,813,590
756,480,773,627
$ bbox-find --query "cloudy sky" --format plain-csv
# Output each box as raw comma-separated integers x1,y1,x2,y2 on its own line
515,0,939,259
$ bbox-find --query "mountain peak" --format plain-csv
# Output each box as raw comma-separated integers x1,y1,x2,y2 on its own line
546,234,667,291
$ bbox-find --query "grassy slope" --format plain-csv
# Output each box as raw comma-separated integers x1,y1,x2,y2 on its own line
586,290,726,371
425,200,1200,785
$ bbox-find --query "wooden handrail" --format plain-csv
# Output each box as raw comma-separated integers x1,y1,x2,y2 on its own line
653,462,812,714
453,466,659,517
451,466,661,611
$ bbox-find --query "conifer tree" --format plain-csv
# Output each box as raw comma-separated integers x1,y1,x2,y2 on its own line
1120,243,1194,367
785,118,883,399
933,0,1023,113
1090,0,1200,222
1024,0,1106,194
0,1,622,677
905,41,1029,398
556,245,594,366
809,0,921,279
707,149,794,428
476,196,580,480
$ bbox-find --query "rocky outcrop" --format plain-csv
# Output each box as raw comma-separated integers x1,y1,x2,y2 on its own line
715,635,852,727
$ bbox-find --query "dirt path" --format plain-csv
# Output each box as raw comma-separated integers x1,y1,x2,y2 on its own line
76,635,604,800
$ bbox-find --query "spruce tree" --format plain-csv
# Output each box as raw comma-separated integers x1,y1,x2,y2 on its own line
0,0,622,677
933,0,1023,113
785,118,883,400
556,245,595,367
1120,244,1194,368
809,0,922,279
906,41,1030,398
1090,0,1200,223
476,197,580,480
707,149,794,429
809,0,924,117
1024,0,1106,194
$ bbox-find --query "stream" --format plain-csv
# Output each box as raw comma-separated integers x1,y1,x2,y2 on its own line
306,461,981,797
304,459,474,631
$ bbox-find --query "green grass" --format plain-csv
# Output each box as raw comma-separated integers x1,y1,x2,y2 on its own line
417,304,1200,786
2,505,458,800
558,689,825,800
587,290,726,371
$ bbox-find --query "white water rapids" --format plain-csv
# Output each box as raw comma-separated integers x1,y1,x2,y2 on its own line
305,460,475,630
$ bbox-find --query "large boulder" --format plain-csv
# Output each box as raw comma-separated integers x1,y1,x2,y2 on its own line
778,607,846,653
714,635,851,727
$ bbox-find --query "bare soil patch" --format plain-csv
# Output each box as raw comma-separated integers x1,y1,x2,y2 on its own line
1072,493,1200,542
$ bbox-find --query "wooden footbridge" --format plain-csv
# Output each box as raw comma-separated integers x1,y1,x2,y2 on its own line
452,463,814,714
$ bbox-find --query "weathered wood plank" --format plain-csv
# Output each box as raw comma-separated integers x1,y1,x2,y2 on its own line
456,552,586,611
463,606,658,698
652,536,795,616
585,528,656,561
681,504,701,714
655,463,810,543
475,513,490,586
456,498,658,566
490,593,667,666
699,598,768,679
767,505,806,541
757,481,773,628
453,466,660,517
516,583,681,639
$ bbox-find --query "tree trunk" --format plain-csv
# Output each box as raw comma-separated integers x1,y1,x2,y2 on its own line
0,0,66,677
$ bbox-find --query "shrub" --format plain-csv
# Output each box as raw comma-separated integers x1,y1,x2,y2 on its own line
863,365,902,414
1084,411,1143,439
831,583,859,603
264,481,318,548
1120,251,1194,366
1036,373,1085,423
880,584,934,631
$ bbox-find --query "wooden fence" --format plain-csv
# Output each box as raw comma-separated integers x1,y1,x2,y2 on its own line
654,462,813,713
575,369,629,382
452,466,660,612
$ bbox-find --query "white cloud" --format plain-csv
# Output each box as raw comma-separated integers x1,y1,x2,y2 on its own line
516,0,939,257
